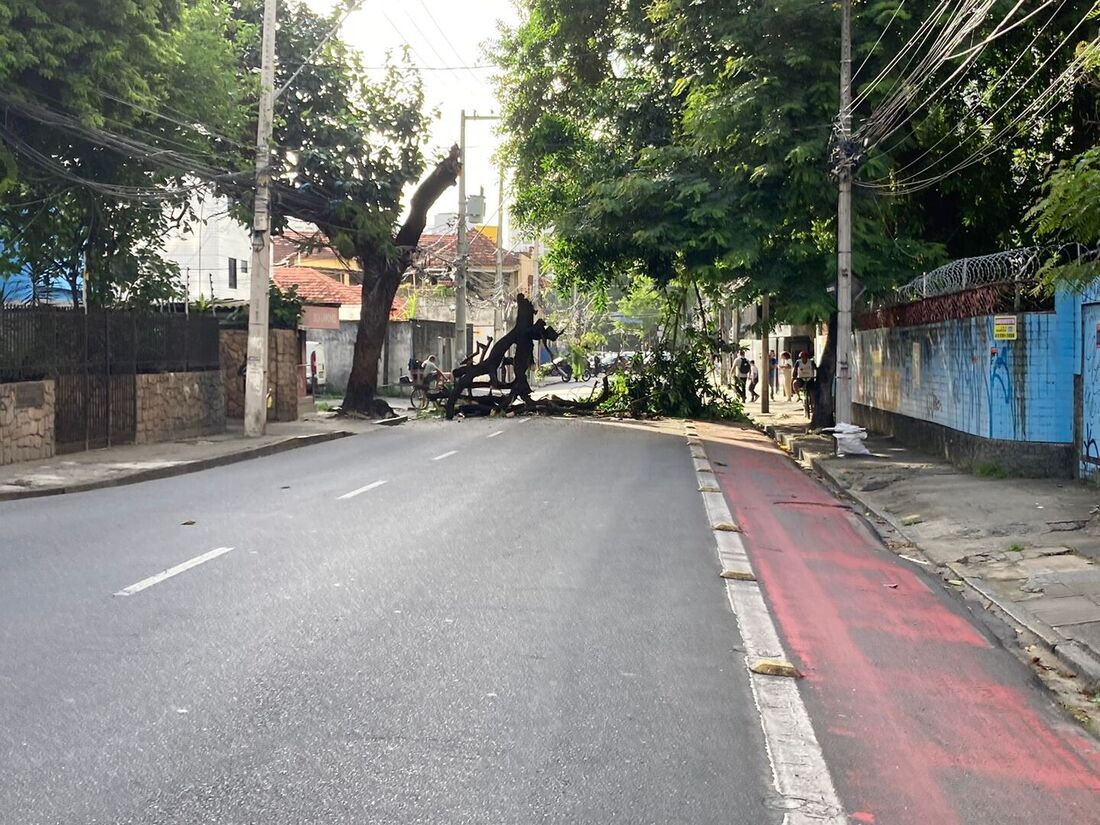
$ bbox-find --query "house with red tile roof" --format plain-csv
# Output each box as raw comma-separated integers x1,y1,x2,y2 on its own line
273,229,361,285
272,266,407,322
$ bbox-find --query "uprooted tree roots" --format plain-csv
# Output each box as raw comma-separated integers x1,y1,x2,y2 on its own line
442,292,609,419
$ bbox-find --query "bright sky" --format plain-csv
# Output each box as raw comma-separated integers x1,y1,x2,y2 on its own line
307,0,520,237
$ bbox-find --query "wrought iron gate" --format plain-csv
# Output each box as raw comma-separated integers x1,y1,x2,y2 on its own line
53,311,136,454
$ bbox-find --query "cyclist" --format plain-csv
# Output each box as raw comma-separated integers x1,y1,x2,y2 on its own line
794,350,817,418
421,355,442,389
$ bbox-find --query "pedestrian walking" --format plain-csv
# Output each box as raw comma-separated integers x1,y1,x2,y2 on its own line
768,350,778,399
732,350,750,400
748,360,760,402
779,351,794,400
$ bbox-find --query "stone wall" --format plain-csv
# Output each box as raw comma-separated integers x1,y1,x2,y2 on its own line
220,328,299,422
0,380,54,465
135,371,225,444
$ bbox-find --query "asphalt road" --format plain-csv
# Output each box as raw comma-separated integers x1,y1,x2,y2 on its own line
0,417,779,825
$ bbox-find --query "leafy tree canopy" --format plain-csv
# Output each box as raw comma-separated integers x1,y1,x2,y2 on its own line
496,0,1100,321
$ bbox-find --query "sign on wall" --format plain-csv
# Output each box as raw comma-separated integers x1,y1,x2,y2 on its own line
993,314,1018,341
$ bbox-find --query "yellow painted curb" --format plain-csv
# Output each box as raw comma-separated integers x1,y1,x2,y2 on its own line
713,521,741,532
720,568,756,581
750,659,801,678
699,485,721,493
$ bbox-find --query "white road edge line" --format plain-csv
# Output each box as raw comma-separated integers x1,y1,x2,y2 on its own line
114,547,234,597
487,430,504,439
692,435,846,825
432,450,458,461
337,480,387,500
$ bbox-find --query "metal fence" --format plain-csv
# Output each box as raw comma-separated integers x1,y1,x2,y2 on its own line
0,309,221,383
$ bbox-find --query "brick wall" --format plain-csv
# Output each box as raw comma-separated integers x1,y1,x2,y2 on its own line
220,328,299,422
0,380,54,465
135,372,225,444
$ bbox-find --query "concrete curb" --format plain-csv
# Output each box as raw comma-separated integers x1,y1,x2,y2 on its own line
754,418,1100,686
0,431,354,502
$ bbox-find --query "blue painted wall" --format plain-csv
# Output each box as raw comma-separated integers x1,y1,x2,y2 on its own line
853,298,1075,445
1075,282,1100,477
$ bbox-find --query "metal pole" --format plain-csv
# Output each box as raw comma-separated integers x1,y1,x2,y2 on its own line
835,0,854,425
455,110,468,368
244,0,277,437
761,294,770,414
494,169,504,342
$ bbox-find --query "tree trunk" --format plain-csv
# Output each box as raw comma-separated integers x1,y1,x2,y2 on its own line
810,311,837,429
340,146,461,416
342,260,402,415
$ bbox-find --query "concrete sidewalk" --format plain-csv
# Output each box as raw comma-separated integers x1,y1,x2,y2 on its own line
752,400,1100,689
0,412,378,501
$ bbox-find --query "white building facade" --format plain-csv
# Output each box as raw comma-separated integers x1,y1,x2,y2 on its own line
163,194,253,301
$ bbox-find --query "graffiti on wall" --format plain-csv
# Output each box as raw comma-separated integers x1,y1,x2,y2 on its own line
854,312,1069,445
1081,305,1100,477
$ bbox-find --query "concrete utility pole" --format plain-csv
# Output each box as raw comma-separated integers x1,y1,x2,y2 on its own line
835,0,854,425
456,110,468,369
531,236,540,307
494,170,505,341
244,0,277,437
761,294,770,414
455,111,500,368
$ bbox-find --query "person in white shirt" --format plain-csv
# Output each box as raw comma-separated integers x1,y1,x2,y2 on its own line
794,351,816,407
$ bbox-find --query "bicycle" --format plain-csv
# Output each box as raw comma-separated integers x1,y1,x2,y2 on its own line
795,377,816,419
410,373,452,411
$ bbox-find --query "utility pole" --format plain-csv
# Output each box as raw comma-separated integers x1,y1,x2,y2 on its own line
494,169,505,341
531,236,540,307
761,294,770,414
456,110,468,369
835,0,854,425
455,110,500,368
244,0,277,437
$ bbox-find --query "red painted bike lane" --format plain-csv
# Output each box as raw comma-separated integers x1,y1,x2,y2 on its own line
700,423,1100,825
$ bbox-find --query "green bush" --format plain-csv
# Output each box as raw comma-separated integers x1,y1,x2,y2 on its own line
598,332,744,420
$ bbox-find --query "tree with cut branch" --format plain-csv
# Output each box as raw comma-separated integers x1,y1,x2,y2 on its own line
243,0,461,416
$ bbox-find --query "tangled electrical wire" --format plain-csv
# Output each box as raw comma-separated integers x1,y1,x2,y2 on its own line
846,0,1098,195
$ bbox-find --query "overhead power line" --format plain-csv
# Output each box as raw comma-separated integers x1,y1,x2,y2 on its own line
858,33,1099,195
870,0,1073,179
852,1,907,81
0,90,251,200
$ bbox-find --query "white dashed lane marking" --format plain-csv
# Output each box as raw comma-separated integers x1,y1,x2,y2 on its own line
114,547,234,597
337,480,387,500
